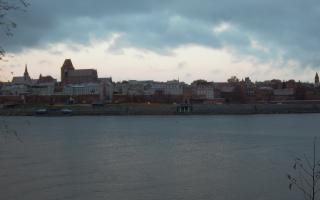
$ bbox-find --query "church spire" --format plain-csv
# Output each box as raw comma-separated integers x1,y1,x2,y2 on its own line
315,72,319,87
23,64,30,81
24,64,28,75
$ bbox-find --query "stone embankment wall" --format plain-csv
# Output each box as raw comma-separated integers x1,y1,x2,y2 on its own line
192,104,320,114
0,104,320,116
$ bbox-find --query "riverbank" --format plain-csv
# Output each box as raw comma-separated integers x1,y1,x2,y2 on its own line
1,103,320,116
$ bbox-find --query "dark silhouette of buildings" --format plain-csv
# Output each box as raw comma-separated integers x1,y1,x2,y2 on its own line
61,59,98,84
3,61,320,105
11,65,32,85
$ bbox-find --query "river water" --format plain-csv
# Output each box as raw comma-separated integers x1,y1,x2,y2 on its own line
0,114,318,200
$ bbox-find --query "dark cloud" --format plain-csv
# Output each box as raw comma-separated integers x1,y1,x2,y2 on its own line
2,0,320,68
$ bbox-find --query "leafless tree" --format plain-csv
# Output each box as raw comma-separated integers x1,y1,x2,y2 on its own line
288,137,320,200
0,0,29,60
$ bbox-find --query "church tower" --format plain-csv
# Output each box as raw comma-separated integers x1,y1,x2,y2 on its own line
315,72,319,87
23,64,31,81
61,59,75,84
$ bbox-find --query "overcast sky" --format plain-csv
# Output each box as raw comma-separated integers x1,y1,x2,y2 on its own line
1,0,319,82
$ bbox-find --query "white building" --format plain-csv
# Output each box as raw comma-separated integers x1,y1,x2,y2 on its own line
63,83,101,96
191,80,215,99
1,84,30,96
164,80,185,96
62,79,114,102
114,81,130,95
31,82,55,96
192,85,215,99
99,78,114,102
144,81,165,95
114,80,165,96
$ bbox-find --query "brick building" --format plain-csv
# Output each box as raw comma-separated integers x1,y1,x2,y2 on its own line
61,59,98,84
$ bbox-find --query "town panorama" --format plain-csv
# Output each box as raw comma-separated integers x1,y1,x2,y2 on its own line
1,59,320,107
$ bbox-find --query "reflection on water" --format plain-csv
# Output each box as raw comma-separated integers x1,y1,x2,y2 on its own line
0,114,318,200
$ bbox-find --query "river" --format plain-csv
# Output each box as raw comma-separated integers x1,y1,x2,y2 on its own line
0,114,318,200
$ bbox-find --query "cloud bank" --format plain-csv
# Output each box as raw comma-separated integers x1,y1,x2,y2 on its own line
2,0,320,68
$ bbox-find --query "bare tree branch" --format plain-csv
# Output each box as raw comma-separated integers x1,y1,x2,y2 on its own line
288,137,320,200
0,0,29,60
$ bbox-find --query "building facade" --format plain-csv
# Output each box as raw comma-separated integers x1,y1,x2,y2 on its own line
61,59,98,84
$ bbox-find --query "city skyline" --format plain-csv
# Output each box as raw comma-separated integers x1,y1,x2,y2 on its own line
1,47,318,84
4,58,319,84
1,0,320,83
